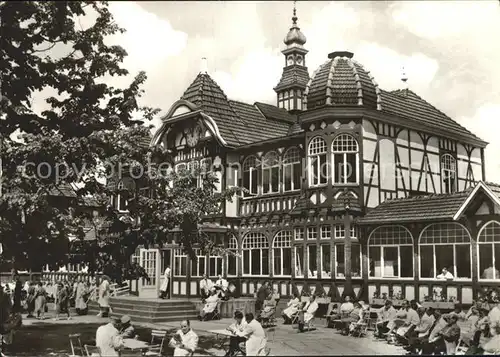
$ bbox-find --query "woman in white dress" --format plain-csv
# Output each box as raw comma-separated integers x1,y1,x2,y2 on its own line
75,279,88,315
97,275,111,317
282,293,301,324
160,265,171,299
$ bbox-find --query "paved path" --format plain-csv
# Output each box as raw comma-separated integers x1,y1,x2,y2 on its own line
22,311,405,355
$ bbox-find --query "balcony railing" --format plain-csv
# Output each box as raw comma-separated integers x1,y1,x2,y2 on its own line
240,194,301,216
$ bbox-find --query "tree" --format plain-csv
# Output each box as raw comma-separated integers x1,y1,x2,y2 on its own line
0,1,238,279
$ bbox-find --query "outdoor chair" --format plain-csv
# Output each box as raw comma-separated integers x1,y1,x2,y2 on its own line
324,303,339,327
68,333,84,357
264,327,276,356
206,301,221,321
350,311,371,337
455,337,470,355
84,345,102,357
144,329,167,356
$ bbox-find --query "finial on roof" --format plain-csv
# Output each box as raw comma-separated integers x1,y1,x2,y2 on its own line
292,0,297,24
284,1,306,47
201,57,208,74
401,66,409,95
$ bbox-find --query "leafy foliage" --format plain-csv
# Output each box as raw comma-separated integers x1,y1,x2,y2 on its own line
0,1,239,281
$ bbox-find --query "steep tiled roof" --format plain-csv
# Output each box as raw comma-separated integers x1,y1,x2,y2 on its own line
179,72,293,146
304,52,380,111
274,66,309,92
357,189,473,225
229,101,291,144
181,73,246,147
254,102,296,123
381,89,483,143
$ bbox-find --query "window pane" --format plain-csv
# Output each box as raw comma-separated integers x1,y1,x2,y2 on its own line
251,250,261,275
308,245,317,278
310,157,318,185
352,244,361,278
284,165,292,191
217,257,223,277
181,257,187,276
319,154,328,184
455,244,471,278
435,245,454,277
383,247,398,277
191,256,198,276
243,171,250,196
209,257,216,276
263,170,270,194
243,250,250,275
273,248,282,276
346,153,357,183
283,248,292,276
262,249,269,275
271,167,279,192
228,254,237,276
495,244,500,280
293,162,301,189
334,153,343,183
480,244,494,279
420,245,434,278
369,247,380,277
295,246,304,277
321,244,331,278
400,246,413,278
251,169,258,194
337,245,345,278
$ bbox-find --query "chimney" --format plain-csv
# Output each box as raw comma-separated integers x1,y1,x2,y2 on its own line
201,57,208,74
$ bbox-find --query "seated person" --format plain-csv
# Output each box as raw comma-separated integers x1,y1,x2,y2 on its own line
282,293,302,324
169,320,199,357
325,303,340,328
488,303,500,336
449,304,466,321
298,295,319,332
258,290,280,321
464,308,493,355
338,302,362,335
482,322,500,355
386,300,410,335
198,290,220,320
358,300,369,312
375,300,397,337
199,274,213,301
395,300,420,343
214,275,229,299
234,313,266,356
404,307,435,352
437,267,454,280
328,296,354,324
225,310,247,357
460,307,481,346
119,315,135,338
422,313,461,355
482,266,500,280
95,317,124,357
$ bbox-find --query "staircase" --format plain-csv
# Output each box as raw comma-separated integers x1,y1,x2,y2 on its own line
88,297,198,324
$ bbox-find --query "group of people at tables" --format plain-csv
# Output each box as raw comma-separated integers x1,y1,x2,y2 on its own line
321,295,500,355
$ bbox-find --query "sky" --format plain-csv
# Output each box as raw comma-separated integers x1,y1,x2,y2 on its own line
32,1,500,183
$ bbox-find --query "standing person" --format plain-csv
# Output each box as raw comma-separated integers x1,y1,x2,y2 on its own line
75,279,88,315
97,275,111,317
0,285,13,356
159,265,171,299
55,282,71,320
12,275,22,313
26,282,36,318
34,282,47,320
168,320,199,356
255,282,270,313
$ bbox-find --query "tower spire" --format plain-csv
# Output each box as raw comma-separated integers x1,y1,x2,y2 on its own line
292,0,297,25
401,66,409,95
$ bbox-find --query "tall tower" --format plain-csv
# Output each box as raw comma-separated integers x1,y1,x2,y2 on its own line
274,2,309,113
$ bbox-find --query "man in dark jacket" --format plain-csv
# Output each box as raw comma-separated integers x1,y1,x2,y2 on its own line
255,282,271,313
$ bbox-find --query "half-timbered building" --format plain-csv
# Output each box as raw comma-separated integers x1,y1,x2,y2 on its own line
122,10,500,304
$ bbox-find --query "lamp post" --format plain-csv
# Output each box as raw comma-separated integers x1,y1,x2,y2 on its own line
343,191,354,299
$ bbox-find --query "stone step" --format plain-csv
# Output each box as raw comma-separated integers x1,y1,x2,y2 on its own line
108,297,193,307
109,301,195,311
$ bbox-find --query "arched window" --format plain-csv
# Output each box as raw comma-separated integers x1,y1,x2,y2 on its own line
441,154,457,194
332,134,359,184
420,223,471,279
283,147,302,192
478,221,500,280
243,156,258,196
227,235,239,277
242,233,269,276
368,226,414,278
308,136,328,186
116,180,127,211
272,231,292,276
262,151,280,194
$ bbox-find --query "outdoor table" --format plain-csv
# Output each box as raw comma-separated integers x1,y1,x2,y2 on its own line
208,329,244,354
122,338,149,351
